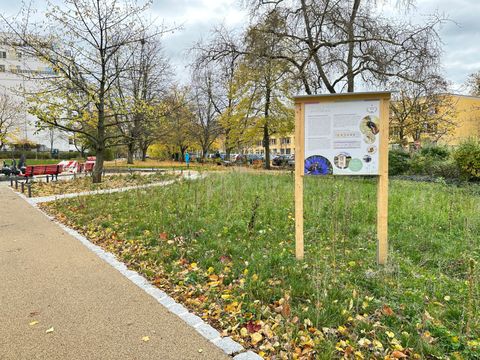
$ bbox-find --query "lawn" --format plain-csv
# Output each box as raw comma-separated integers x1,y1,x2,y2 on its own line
104,158,224,171
42,173,480,359
28,172,179,197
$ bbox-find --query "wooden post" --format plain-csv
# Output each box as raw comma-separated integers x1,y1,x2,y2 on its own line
377,98,390,265
294,103,305,260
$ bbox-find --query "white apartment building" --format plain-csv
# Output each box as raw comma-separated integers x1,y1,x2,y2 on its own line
0,39,74,152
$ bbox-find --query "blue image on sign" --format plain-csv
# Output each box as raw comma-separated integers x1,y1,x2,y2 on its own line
304,155,333,175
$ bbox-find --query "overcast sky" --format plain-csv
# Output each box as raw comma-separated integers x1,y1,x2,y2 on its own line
2,0,479,93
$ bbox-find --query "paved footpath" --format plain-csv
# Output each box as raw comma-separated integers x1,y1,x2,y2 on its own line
0,184,229,360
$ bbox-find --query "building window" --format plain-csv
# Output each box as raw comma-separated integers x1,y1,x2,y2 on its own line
0,65,5,72
0,51,6,59
280,148,285,154
68,138,74,145
270,138,276,145
286,148,291,155
280,137,291,145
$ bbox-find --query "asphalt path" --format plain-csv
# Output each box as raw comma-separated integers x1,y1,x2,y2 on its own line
0,184,228,360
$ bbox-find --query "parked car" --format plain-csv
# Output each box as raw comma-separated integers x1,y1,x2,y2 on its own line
234,154,264,165
272,154,293,167
287,154,295,167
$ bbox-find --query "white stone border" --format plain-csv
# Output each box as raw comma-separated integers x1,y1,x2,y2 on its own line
10,185,261,360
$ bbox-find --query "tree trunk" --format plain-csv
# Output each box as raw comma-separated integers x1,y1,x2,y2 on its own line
141,146,148,161
127,140,135,164
263,126,271,170
92,91,105,183
92,144,104,183
346,0,361,92
263,86,271,170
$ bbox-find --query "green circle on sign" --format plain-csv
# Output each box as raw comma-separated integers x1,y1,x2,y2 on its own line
348,158,363,172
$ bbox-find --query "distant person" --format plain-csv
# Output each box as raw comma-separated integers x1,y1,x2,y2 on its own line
185,151,190,169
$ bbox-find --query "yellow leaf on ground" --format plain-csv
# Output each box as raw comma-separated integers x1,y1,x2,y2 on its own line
29,320,39,326
251,332,263,345
46,327,54,334
142,336,150,342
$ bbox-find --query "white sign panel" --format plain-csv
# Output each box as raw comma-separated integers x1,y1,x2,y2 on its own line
304,100,380,175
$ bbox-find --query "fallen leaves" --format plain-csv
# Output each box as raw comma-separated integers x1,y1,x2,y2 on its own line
45,327,54,334
27,172,178,198
250,332,263,345
382,304,394,317
142,336,150,342
29,320,39,326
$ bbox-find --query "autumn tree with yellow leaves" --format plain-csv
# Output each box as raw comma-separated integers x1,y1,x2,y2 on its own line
2,0,170,182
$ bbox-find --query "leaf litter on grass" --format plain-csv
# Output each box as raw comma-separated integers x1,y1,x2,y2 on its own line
41,173,480,359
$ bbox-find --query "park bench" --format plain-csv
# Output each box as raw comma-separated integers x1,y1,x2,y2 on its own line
22,164,63,182
84,162,94,172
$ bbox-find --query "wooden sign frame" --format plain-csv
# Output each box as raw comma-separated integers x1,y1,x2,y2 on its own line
294,92,391,265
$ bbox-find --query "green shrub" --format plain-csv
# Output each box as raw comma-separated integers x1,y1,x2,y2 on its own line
427,159,460,179
409,145,455,177
0,151,51,159
58,151,83,159
389,149,410,175
419,144,450,160
104,148,114,161
453,138,480,180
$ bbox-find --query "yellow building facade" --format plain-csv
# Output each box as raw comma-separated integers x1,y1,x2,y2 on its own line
439,94,480,145
250,135,295,155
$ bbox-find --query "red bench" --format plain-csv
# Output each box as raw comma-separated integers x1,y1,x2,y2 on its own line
23,164,63,182
84,162,94,172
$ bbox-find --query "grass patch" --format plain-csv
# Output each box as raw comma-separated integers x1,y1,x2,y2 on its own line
104,159,224,171
43,173,480,359
29,172,178,197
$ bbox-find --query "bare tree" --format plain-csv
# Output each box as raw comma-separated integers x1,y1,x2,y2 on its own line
467,71,480,96
390,75,457,146
245,0,444,94
190,68,223,158
111,34,171,164
0,94,22,150
192,27,246,160
2,0,167,182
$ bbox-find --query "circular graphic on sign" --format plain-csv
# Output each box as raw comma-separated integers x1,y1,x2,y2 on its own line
304,155,333,175
363,155,372,163
360,115,380,140
348,158,363,172
367,105,378,114
367,145,377,154
334,152,352,169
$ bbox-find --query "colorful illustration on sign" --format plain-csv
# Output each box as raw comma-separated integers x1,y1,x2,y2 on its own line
363,154,372,163
334,152,352,169
360,115,380,144
305,155,332,175
367,145,377,154
348,158,363,172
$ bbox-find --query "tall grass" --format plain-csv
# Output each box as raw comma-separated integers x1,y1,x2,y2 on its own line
47,172,480,358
